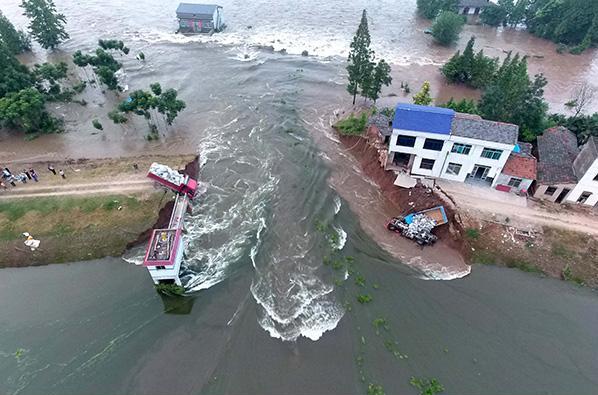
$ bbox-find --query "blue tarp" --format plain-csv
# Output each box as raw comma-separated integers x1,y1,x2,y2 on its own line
392,103,454,135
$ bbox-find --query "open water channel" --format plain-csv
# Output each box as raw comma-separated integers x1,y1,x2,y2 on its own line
1,0,598,394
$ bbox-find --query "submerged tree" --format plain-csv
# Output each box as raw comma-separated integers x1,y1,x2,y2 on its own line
111,83,186,136
431,11,465,46
347,10,374,105
565,83,596,118
441,36,498,89
362,59,392,103
0,12,31,54
416,0,458,19
0,43,34,97
413,81,433,105
21,0,69,49
0,87,60,133
479,52,548,140
441,97,479,114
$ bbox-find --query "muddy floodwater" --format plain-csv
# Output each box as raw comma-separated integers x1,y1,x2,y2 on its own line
1,0,598,394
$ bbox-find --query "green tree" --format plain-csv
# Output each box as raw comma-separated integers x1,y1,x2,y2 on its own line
157,88,186,125
363,59,392,103
549,112,598,143
431,11,465,46
442,36,499,89
478,53,548,140
0,87,59,133
413,81,433,105
347,10,374,105
480,3,509,26
0,43,34,96
73,47,123,91
416,0,458,19
441,97,479,114
21,0,69,49
0,12,31,54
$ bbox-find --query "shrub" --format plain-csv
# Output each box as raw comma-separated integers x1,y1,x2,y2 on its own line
357,294,373,304
334,112,367,135
465,228,480,239
92,119,103,130
410,377,445,395
431,11,465,46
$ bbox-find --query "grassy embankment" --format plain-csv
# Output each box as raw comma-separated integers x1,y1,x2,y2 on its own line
465,223,598,288
0,192,169,267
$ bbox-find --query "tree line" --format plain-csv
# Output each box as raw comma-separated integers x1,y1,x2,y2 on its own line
417,0,598,54
439,36,597,143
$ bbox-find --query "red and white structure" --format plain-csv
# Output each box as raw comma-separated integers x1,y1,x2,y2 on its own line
142,163,198,286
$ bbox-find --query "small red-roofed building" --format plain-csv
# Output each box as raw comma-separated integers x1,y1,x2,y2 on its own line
495,142,537,195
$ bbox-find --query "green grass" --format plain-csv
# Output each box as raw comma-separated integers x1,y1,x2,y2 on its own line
505,259,543,274
471,250,495,265
333,113,367,135
465,228,480,239
0,195,142,221
562,265,585,286
551,243,574,258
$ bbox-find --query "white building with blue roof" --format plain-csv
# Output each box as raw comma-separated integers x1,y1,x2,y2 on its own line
387,103,519,187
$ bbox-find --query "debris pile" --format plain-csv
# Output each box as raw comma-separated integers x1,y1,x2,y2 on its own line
149,162,184,186
403,214,437,240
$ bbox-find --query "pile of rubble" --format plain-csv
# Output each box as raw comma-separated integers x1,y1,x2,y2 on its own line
149,162,185,186
403,214,437,240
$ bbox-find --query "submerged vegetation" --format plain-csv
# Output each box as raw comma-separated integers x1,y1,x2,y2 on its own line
410,377,445,395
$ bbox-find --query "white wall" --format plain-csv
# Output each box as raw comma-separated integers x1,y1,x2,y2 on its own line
495,173,534,194
388,129,514,186
565,159,598,206
533,183,576,203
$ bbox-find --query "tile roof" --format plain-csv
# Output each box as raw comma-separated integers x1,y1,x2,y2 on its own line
536,127,579,184
573,136,598,180
502,151,537,180
451,116,519,145
368,114,392,137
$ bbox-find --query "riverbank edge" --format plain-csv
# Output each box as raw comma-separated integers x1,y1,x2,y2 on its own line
332,121,598,288
0,155,199,268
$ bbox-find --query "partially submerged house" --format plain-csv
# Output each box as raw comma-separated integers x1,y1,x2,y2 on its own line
386,104,518,188
176,3,224,34
495,142,537,195
533,127,580,203
458,0,492,17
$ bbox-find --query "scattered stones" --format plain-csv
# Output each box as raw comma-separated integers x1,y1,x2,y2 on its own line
246,25,252,29
244,54,250,59
301,50,309,57
279,48,287,55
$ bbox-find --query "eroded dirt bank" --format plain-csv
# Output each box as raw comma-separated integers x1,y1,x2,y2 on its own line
324,130,471,279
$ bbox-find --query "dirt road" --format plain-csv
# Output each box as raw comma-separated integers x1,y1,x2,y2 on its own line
0,178,155,199
437,180,598,236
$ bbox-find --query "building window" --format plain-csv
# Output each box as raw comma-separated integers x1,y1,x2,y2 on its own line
481,148,503,160
423,138,444,151
420,158,435,170
545,186,557,196
446,162,462,175
156,266,166,270
594,173,598,181
451,143,471,155
508,177,522,188
397,135,416,147
578,192,592,204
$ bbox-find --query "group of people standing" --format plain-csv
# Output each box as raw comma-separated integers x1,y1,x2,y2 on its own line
1,164,66,190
